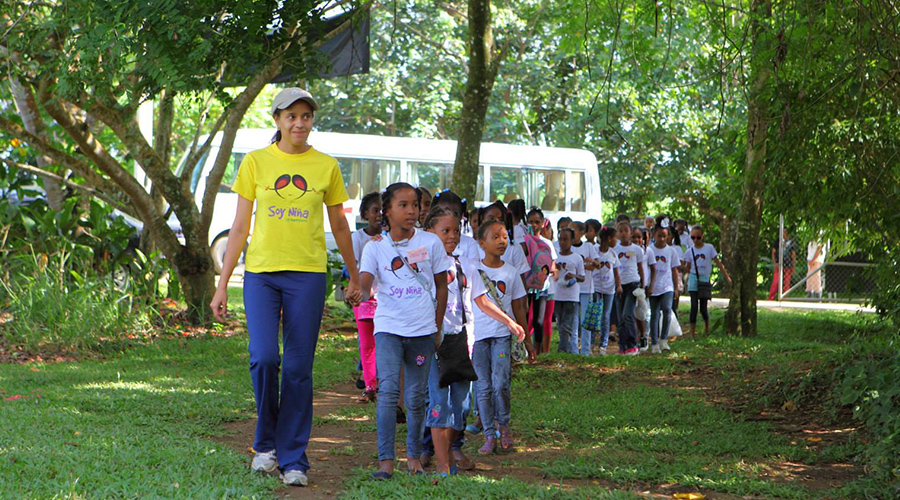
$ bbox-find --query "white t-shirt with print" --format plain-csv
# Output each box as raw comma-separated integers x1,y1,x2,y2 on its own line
572,241,599,295
359,229,451,337
513,223,527,244
646,245,679,296
352,228,378,265
473,261,526,341
457,234,482,261
553,252,585,303
444,256,486,335
614,243,644,285
479,240,530,276
685,243,718,278
595,247,620,295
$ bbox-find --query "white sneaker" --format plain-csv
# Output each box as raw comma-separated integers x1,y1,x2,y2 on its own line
660,339,670,351
639,344,649,353
251,451,278,474
651,344,661,354
282,469,309,487
598,347,607,356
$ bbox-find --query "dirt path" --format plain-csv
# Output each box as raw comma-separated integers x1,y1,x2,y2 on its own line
214,376,820,500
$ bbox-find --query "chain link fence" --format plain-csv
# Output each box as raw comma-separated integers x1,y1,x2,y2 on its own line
768,215,875,302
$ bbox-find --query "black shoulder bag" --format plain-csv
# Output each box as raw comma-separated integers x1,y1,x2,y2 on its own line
435,258,479,388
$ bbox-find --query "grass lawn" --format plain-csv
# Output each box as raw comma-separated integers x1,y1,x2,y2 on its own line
0,292,880,499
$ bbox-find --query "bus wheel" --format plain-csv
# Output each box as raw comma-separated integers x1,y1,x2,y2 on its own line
210,233,229,275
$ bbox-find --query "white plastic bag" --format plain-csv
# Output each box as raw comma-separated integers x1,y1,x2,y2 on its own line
668,310,683,337
633,287,650,323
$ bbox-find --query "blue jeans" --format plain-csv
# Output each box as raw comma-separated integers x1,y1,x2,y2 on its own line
426,348,472,431
598,293,615,349
473,336,511,438
649,292,674,345
616,282,639,351
375,333,435,461
555,301,580,354
579,293,594,355
244,271,326,473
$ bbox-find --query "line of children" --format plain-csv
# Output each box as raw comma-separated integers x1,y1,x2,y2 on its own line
359,185,529,480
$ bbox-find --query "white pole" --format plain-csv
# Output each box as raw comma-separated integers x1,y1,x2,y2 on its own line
778,214,784,301
136,99,154,189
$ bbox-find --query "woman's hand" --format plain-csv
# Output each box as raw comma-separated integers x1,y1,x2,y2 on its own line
210,287,228,323
526,343,537,363
433,332,442,351
345,277,362,306
616,284,624,295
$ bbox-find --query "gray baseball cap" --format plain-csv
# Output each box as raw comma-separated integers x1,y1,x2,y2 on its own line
271,87,319,115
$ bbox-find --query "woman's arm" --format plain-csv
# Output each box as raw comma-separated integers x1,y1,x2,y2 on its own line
614,268,623,295
327,204,361,306
637,262,645,288
647,264,656,296
210,196,253,322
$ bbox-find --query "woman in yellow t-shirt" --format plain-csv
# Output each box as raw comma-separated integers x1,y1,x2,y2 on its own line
209,88,361,487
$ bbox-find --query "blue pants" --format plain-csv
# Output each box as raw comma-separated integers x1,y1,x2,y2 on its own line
598,293,615,349
555,301,580,354
473,336,511,438
375,333,434,461
244,271,326,473
616,282,639,351
650,292,674,345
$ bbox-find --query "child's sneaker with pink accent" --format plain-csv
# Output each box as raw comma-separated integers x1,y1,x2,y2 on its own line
499,427,515,452
624,347,640,356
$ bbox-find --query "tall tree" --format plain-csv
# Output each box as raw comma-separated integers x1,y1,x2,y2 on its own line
449,0,502,201
0,0,362,321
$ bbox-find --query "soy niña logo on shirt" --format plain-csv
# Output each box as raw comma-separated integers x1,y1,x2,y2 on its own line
655,255,668,264
266,173,320,201
598,261,612,269
386,256,420,279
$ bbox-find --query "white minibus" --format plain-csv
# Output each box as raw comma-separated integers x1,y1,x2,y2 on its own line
178,130,601,273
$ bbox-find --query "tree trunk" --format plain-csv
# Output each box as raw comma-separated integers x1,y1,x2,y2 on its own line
725,0,773,336
449,0,500,202
9,78,66,211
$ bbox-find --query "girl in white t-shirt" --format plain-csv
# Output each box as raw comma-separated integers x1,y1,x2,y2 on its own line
613,222,645,355
472,220,532,455
432,189,481,261
423,206,524,475
595,226,621,355
553,228,586,354
684,225,731,337
646,224,680,353
352,192,382,402
525,208,558,355
359,183,450,479
477,202,530,283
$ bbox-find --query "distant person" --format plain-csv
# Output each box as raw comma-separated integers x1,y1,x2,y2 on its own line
210,88,362,487
553,228,585,354
417,187,433,226
768,228,797,300
613,220,644,355
806,238,826,299
684,226,731,337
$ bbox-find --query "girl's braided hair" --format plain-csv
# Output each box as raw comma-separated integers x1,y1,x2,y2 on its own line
380,182,420,231
423,205,460,230
431,189,469,232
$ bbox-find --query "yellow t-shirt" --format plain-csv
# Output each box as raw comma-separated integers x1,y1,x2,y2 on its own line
232,143,349,273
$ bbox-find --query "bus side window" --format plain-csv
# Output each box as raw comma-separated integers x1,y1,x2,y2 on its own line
337,157,401,199
490,167,524,204
570,171,586,212
217,152,245,193
526,169,565,212
409,162,453,195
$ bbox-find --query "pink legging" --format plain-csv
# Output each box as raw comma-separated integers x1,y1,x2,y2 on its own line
354,307,377,391
528,297,555,350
